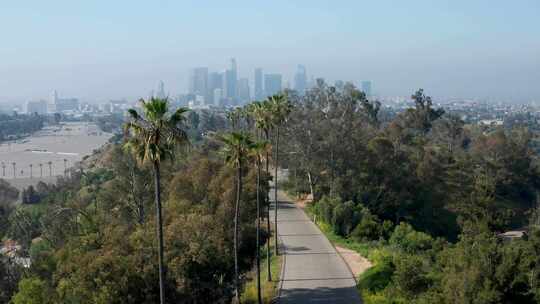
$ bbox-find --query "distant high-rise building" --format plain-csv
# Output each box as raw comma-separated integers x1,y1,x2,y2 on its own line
189,67,209,102
264,74,282,97
156,80,166,99
26,100,48,114
224,58,238,103
213,88,223,107
238,78,250,103
208,72,223,104
48,90,58,113
294,65,307,95
362,81,372,97
254,68,263,100
49,90,78,113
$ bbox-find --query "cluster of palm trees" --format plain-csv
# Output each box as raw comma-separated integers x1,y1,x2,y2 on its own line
221,94,292,304
0,161,55,178
123,95,291,304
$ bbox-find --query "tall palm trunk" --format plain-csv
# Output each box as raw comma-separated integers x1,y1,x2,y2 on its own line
256,160,262,304
274,127,279,255
153,161,166,304
264,130,272,282
234,164,242,303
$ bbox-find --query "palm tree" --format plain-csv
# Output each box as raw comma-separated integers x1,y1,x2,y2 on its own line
252,101,275,281
124,97,189,304
12,162,16,178
220,132,253,303
2,162,5,177
30,164,33,179
39,163,43,178
268,94,292,255
47,161,52,177
248,140,270,304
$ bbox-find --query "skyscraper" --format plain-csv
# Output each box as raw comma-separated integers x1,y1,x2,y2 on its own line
264,74,282,97
254,68,263,100
224,58,238,103
361,81,372,97
294,64,307,95
189,67,209,103
238,78,250,104
208,72,223,105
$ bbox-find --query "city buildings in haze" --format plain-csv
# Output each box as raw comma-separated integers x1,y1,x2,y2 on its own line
264,74,282,97
25,100,48,114
189,67,209,103
254,68,263,100
294,65,307,95
49,90,79,113
238,78,250,103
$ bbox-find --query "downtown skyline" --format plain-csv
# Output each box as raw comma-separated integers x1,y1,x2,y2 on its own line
1,1,539,103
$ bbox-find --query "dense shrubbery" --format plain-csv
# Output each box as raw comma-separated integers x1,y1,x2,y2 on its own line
1,140,269,303
283,81,540,303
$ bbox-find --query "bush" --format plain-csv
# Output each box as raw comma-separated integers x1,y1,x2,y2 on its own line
389,223,434,253
331,201,359,236
351,207,381,241
381,220,394,240
358,250,395,293
315,196,340,224
392,254,430,296
12,277,52,304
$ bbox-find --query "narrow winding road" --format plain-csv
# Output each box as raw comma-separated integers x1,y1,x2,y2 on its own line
271,189,361,304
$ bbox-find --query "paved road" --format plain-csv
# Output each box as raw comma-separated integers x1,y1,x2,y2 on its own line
272,189,361,304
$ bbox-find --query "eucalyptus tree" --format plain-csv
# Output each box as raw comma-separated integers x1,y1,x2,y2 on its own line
124,97,189,304
220,131,253,303
268,94,292,254
248,140,270,304
252,100,275,280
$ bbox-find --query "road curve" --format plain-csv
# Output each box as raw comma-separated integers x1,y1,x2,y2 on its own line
271,189,361,304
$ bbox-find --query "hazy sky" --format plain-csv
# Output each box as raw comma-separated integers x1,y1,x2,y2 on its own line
1,0,539,103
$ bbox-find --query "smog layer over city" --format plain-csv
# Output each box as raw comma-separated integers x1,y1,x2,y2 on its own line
1,1,540,304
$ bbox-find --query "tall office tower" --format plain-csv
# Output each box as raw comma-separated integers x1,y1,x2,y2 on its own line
189,67,209,103
362,81,372,97
156,80,166,99
238,78,250,104
224,58,238,102
48,90,58,113
213,88,223,107
208,72,223,104
294,64,307,95
264,74,282,97
254,68,263,100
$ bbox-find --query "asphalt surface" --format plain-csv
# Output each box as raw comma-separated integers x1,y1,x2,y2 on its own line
272,189,361,304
